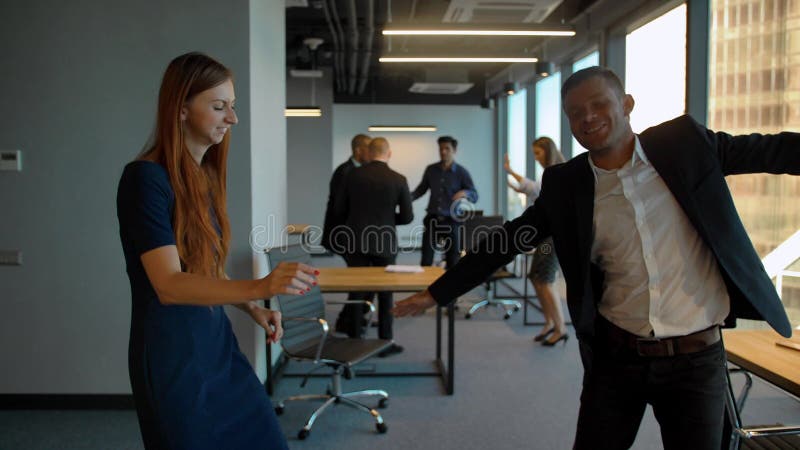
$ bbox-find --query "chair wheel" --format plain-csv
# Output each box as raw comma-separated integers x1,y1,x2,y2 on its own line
298,429,310,440
513,305,520,311
274,406,284,415
465,313,472,319
503,313,511,320
378,398,389,408
376,422,388,433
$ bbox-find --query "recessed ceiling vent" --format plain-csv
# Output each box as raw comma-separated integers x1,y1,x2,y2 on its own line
443,0,564,24
409,82,475,95
409,67,474,95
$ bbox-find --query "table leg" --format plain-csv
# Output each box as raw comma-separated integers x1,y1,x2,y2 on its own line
447,302,455,395
436,305,442,360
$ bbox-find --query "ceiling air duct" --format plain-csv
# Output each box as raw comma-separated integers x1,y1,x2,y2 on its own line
408,67,475,95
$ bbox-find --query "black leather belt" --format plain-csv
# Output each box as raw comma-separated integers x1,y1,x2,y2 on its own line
599,318,721,357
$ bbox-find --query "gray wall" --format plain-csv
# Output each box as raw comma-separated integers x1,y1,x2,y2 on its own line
248,0,287,377
0,1,285,393
286,69,334,229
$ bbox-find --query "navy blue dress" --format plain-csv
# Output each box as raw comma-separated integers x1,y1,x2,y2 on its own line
116,161,288,450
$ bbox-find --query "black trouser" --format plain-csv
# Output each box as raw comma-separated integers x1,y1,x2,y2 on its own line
573,321,728,450
336,252,396,340
420,214,461,269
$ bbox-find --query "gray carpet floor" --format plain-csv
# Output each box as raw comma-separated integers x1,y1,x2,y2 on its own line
2,253,798,449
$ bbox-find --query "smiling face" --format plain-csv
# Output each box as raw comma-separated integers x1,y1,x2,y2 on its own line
181,79,238,155
563,76,634,156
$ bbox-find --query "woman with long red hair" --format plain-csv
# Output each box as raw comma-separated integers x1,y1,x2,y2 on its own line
117,52,312,449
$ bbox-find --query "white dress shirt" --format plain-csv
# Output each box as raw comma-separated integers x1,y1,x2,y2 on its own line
517,177,541,205
589,137,730,338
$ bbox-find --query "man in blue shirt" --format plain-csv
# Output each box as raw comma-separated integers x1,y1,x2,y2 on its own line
412,136,478,269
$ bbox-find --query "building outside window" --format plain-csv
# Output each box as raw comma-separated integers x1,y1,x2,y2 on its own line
709,0,800,327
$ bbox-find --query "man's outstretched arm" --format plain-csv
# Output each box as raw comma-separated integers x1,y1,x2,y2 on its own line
394,186,552,316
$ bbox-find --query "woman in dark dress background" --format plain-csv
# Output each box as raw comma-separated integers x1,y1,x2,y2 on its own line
503,137,568,346
117,52,316,449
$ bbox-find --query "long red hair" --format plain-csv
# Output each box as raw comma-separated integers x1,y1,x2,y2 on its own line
140,52,232,278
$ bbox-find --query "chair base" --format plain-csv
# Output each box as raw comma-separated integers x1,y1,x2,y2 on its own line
464,279,522,320
275,370,388,440
465,295,521,320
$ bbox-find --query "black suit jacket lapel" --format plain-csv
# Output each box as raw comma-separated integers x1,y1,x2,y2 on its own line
573,157,595,285
637,132,694,220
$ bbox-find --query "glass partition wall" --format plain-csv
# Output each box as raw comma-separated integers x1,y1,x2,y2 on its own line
506,88,528,219
534,72,562,182
625,3,687,133
570,51,599,157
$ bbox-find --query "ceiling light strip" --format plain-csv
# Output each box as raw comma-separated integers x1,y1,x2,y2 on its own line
379,57,538,63
382,30,575,37
368,126,437,132
285,108,322,117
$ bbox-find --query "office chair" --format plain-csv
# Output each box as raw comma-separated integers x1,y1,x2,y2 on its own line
724,367,800,449
459,215,521,319
266,244,391,440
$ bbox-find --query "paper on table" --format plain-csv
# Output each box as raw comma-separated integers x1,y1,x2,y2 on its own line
385,264,424,273
775,340,800,352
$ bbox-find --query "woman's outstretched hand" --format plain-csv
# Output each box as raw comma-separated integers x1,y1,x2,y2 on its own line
503,153,512,172
259,261,318,298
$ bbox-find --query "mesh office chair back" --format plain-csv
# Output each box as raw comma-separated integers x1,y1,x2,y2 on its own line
458,215,521,320
266,244,326,357
264,244,391,439
461,215,505,255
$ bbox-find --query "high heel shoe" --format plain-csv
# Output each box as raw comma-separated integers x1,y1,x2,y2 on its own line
541,333,569,347
533,327,555,342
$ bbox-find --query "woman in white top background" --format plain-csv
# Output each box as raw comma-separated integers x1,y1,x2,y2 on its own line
504,137,568,346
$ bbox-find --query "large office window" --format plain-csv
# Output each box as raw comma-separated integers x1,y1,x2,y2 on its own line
506,88,528,219
625,4,687,133
709,0,800,327
534,72,561,182
571,51,600,157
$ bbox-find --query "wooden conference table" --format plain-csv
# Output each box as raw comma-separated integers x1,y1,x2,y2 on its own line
268,266,455,395
722,329,800,445
724,329,800,396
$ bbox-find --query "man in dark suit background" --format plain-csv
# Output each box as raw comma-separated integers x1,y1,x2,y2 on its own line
394,67,798,449
334,137,413,356
322,134,371,254
323,133,372,341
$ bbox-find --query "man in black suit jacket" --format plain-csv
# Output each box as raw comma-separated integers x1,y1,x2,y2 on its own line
322,134,371,254
394,67,798,449
323,134,372,340
335,137,413,354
